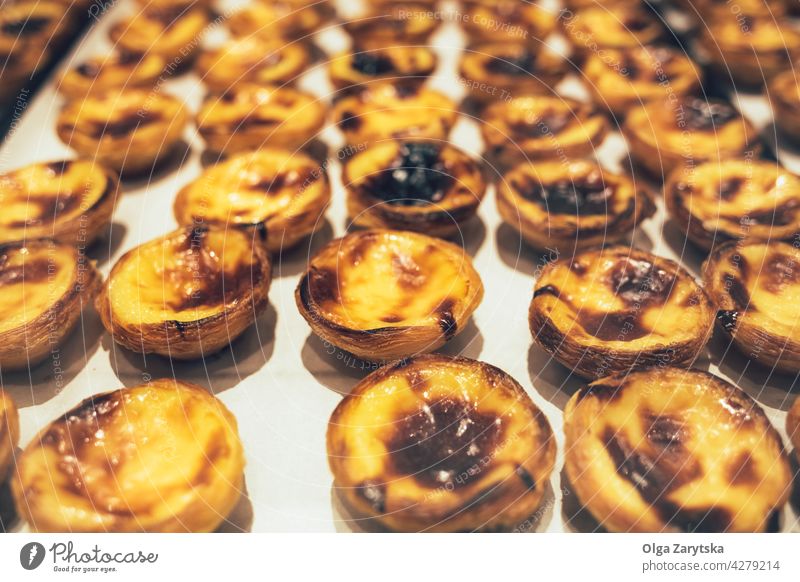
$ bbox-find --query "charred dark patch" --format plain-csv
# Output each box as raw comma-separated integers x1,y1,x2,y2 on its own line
339,110,361,131
356,480,386,514
718,177,744,200
1,16,50,37
728,451,758,486
682,98,737,131
716,309,739,333
351,52,395,76
302,267,339,305
485,50,535,76
515,170,614,215
532,284,560,300
388,398,503,489
0,258,52,285
362,142,453,207
515,465,536,491
609,258,675,306
435,298,458,340
576,382,622,403
723,273,752,312
738,199,800,227
47,160,72,176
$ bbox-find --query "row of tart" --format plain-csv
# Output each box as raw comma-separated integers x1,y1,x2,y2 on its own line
2,357,798,532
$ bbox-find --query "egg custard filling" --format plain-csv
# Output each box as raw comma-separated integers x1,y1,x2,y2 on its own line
96,226,272,359
56,89,188,176
174,148,331,253
327,355,556,532
0,240,101,371
12,379,245,532
703,240,800,373
529,246,714,379
624,97,759,178
481,96,608,165
343,2,440,49
459,43,568,102
343,140,486,238
228,0,325,41
666,159,800,250
296,230,483,361
462,0,556,45
768,68,800,142
562,4,664,53
497,160,654,252
197,84,325,155
195,37,310,94
0,390,20,482
701,16,800,84
58,52,166,99
583,46,700,117
564,367,792,532
332,83,458,145
108,5,209,61
0,159,118,247
329,46,438,94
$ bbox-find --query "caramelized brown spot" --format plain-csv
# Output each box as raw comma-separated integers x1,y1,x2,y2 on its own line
763,252,800,293
388,398,503,489
609,258,675,306
304,267,339,304
645,413,689,452
511,110,570,138
392,254,426,289
435,298,457,340
533,284,560,300
718,177,744,200
356,480,386,513
0,258,53,285
578,310,650,341
576,382,622,403
93,109,161,139
723,273,752,312
8,194,84,228
728,451,758,486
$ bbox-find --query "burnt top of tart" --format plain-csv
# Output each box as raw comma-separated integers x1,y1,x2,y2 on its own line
512,168,615,215
362,142,454,206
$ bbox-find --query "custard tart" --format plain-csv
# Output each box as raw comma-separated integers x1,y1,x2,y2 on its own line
342,140,485,238
196,36,310,94
0,391,19,482
480,96,608,166
0,1,67,57
343,2,440,50
768,68,800,142
329,46,437,95
56,89,188,177
0,159,118,247
0,240,101,371
529,246,715,380
462,0,556,45
561,4,663,56
197,84,325,156
583,46,701,118
174,148,330,253
328,354,556,532
788,397,800,458
498,160,655,252
228,0,325,41
108,5,209,61
665,159,800,250
459,43,568,103
624,97,759,178
296,230,483,361
58,52,166,99
700,16,800,85
332,83,457,146
96,226,272,359
12,379,245,532
564,367,792,532
703,240,800,373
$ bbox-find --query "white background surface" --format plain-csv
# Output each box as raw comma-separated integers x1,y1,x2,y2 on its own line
0,0,798,532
